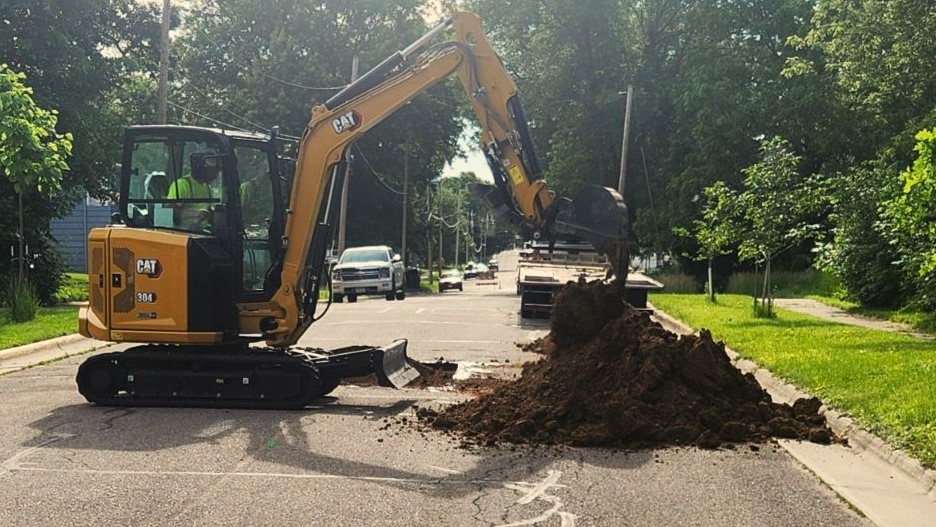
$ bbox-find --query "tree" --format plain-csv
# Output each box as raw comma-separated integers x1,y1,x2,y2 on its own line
0,64,72,309
674,181,737,302
792,0,936,307
0,0,164,197
883,130,936,309
735,137,822,316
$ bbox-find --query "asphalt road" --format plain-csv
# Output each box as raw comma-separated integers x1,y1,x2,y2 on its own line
0,260,872,527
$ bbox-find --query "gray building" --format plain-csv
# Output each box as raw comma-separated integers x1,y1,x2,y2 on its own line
50,195,115,273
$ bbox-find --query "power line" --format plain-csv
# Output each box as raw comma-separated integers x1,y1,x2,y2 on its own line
353,144,405,196
182,80,273,133
180,79,302,141
167,100,255,133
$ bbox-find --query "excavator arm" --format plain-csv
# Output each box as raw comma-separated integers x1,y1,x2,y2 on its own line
265,12,628,347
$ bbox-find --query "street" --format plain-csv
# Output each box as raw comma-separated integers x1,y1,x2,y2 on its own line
0,263,870,527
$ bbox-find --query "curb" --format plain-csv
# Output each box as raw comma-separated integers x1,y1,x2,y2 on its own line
649,304,936,502
0,333,88,361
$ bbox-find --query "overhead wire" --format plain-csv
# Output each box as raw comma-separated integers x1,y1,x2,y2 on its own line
167,101,254,133
353,144,405,196
181,80,273,133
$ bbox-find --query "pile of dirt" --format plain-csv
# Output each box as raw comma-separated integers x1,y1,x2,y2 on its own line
417,280,834,449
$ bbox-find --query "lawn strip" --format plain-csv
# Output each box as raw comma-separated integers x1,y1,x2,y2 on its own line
0,306,80,350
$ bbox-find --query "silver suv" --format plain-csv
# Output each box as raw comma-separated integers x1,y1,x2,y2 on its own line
331,245,406,302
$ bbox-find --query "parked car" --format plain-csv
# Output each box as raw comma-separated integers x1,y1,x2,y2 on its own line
463,261,480,279
473,263,492,279
331,245,406,302
439,269,464,292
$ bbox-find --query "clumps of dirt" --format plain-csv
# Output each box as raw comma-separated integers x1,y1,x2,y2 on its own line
516,335,554,355
417,280,835,450
341,359,458,388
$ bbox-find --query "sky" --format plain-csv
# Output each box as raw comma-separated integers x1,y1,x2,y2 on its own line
441,125,492,182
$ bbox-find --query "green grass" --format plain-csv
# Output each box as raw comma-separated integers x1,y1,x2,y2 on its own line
724,268,841,298
0,306,79,349
419,270,442,293
650,293,936,467
649,270,701,293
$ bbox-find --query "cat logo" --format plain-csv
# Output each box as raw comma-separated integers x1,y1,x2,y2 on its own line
332,110,362,134
136,259,162,278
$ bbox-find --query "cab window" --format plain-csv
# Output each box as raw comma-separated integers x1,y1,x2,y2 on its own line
125,136,227,233
235,143,276,292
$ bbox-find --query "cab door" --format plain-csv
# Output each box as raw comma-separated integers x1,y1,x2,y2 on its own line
232,140,283,301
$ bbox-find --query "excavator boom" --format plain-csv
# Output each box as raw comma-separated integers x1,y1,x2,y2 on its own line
267,12,629,347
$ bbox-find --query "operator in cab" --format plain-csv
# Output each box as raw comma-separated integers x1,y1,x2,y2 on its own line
167,152,220,231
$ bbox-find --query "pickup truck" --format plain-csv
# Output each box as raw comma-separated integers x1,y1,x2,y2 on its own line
331,245,406,302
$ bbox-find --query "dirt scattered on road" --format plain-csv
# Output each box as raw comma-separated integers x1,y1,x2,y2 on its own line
417,280,835,450
340,358,458,388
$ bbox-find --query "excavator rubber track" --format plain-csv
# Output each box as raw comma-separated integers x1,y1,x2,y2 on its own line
76,339,416,410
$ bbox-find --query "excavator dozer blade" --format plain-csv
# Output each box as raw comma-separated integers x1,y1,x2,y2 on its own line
374,339,421,388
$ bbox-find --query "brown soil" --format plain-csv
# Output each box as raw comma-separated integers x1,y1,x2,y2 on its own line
417,280,834,450
341,358,458,388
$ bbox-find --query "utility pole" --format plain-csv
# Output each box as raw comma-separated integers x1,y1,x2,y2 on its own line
156,0,171,124
465,214,469,264
426,184,434,284
454,192,460,269
337,54,359,256
437,178,444,271
401,138,409,266
617,84,634,197
17,191,24,287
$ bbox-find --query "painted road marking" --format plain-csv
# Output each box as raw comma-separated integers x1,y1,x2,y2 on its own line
497,470,576,527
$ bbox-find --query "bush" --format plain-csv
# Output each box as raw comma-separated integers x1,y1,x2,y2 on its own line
0,235,67,306
651,271,701,293
27,238,66,305
55,273,89,303
724,268,840,298
7,280,41,322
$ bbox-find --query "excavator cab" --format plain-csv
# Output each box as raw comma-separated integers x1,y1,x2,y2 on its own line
119,126,286,304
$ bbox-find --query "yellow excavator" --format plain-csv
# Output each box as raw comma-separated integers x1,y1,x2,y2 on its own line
76,12,628,409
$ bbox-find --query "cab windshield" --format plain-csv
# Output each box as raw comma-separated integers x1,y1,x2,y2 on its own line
340,250,389,264
124,135,227,233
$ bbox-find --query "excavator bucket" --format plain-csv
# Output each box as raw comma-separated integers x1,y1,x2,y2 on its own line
313,339,420,390
374,339,421,388
555,185,630,284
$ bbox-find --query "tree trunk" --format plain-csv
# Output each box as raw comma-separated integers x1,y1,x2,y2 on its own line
762,254,771,317
752,261,759,312
707,256,715,303
18,189,25,288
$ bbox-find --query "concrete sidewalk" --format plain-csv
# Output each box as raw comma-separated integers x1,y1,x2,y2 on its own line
0,334,111,375
774,298,934,339
650,304,936,527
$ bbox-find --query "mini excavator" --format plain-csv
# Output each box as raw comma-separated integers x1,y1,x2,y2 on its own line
76,12,629,409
